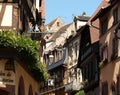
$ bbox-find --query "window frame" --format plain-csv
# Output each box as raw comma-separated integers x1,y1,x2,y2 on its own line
101,44,108,61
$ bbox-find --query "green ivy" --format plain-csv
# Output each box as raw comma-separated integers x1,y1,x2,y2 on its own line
0,30,47,82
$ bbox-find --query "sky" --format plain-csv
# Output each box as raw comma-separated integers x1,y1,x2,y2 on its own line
45,0,102,24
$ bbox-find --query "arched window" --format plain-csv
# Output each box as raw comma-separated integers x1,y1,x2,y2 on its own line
28,85,33,95
18,76,25,95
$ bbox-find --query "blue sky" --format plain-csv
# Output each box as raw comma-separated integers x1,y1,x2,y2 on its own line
45,0,102,24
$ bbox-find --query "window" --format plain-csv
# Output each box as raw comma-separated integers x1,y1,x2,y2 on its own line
111,85,115,95
28,85,33,95
56,70,63,82
57,22,60,27
101,17,108,35
94,59,98,81
5,58,15,71
102,81,108,95
58,50,63,60
54,51,58,62
39,0,41,6
69,46,73,61
82,68,85,81
91,62,94,80
49,57,53,65
101,44,108,61
113,8,118,25
49,52,54,65
117,75,120,95
112,37,118,54
88,63,91,81
74,42,78,57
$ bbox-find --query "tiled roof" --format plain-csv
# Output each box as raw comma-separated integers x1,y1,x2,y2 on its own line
86,0,110,43
50,23,72,41
91,3,111,21
88,0,109,24
45,17,59,27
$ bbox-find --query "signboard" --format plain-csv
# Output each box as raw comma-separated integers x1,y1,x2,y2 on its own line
0,61,15,85
48,79,54,86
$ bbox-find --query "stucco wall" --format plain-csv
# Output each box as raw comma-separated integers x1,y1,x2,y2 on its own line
0,58,39,95
15,60,39,95
100,60,120,95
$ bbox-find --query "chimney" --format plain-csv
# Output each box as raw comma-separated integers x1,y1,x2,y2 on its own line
82,12,86,16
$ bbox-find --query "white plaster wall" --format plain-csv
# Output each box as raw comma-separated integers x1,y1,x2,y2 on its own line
36,0,40,11
77,21,86,30
1,5,12,26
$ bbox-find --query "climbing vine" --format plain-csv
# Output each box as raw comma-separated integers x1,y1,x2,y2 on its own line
0,30,47,82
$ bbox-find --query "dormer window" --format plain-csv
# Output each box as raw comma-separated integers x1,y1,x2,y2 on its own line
57,22,60,27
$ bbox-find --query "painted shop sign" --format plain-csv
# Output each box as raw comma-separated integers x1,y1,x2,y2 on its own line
0,61,15,85
0,70,15,85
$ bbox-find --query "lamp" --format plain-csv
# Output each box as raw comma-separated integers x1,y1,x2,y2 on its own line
114,29,120,39
48,50,54,58
49,54,54,58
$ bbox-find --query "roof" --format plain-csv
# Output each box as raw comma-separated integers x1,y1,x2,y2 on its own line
45,17,61,28
66,24,89,44
88,0,109,24
44,23,73,54
46,18,57,27
74,16,90,21
49,23,72,41
91,3,111,21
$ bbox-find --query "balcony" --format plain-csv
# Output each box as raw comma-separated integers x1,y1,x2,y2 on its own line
40,81,65,94
65,81,83,92
46,50,66,71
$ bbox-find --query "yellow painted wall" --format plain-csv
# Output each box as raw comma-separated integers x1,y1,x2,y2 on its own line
0,59,39,95
15,60,39,95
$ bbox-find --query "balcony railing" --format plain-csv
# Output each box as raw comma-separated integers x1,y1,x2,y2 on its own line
46,50,66,71
40,81,65,94
65,81,83,92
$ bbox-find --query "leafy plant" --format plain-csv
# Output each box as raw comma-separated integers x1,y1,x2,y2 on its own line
0,30,47,82
75,90,85,95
